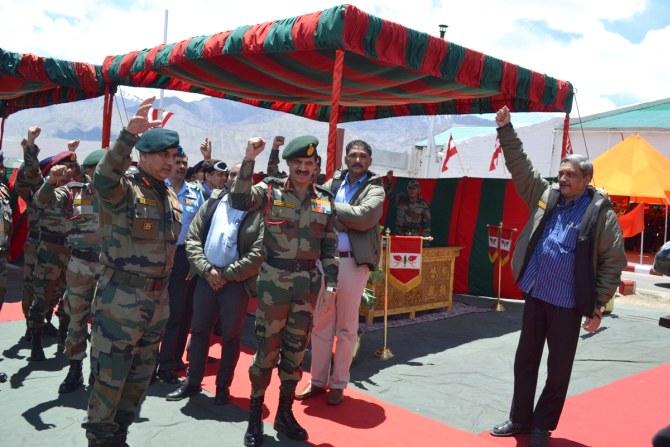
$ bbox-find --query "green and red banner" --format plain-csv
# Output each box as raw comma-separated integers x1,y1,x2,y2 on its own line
383,177,529,299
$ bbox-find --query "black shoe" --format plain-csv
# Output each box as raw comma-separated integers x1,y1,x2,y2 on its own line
166,382,201,401
157,370,180,385
490,420,531,437
0,372,7,383
214,387,230,405
59,360,84,393
29,329,46,362
244,395,264,447
20,327,32,343
274,383,308,441
529,428,550,447
43,321,59,337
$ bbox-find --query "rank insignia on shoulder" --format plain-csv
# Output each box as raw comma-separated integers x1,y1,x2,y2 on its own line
537,200,546,210
311,198,332,214
138,197,158,206
73,198,92,206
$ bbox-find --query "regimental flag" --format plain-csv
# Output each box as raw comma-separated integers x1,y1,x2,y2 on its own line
487,226,499,263
441,134,458,172
388,235,423,292
499,227,514,265
489,136,503,171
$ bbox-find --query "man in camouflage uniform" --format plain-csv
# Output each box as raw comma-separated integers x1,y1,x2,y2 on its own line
395,179,432,237
36,150,105,393
231,135,338,447
83,98,182,447
20,128,78,361
0,153,12,313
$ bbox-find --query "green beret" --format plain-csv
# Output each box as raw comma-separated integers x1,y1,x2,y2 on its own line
82,149,106,167
136,128,180,153
407,179,420,188
282,135,319,160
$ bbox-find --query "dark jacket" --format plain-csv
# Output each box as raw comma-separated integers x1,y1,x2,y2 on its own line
185,189,264,297
498,124,626,316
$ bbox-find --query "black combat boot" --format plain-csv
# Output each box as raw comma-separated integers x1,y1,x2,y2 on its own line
274,382,308,441
244,395,265,447
29,329,46,362
59,360,84,393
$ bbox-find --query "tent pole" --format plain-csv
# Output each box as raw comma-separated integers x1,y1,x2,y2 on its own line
640,230,644,265
560,113,570,159
101,85,113,149
326,49,345,180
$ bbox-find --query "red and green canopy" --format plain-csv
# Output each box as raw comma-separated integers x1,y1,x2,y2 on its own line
103,4,573,121
0,48,110,119
102,4,574,173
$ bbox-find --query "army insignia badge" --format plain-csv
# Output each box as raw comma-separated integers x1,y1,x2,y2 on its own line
311,198,332,214
143,222,153,230
306,144,315,156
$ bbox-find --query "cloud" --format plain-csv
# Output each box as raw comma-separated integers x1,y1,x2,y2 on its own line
1,0,669,117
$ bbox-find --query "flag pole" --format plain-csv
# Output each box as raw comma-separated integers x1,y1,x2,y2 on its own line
375,229,394,360
494,222,505,312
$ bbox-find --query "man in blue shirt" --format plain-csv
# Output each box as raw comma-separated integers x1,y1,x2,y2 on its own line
297,140,385,406
157,147,205,384
490,107,626,447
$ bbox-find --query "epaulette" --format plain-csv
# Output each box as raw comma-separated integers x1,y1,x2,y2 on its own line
66,181,87,189
210,188,225,200
315,184,335,198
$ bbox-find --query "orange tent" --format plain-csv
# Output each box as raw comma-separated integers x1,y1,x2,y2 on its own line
592,135,670,204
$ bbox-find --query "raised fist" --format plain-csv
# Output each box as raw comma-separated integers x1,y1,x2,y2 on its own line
47,164,71,185
272,136,285,149
495,106,511,128
27,126,41,145
245,137,266,160
67,139,80,152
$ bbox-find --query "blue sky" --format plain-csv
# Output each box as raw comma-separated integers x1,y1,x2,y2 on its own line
603,0,670,43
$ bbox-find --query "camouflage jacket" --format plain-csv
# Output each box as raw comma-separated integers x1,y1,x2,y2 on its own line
396,197,432,237
0,183,12,250
94,129,182,278
36,178,100,253
230,159,338,287
15,143,43,240
21,142,70,239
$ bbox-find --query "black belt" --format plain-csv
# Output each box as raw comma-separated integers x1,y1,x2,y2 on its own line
107,268,169,292
40,231,66,245
71,249,100,263
266,258,317,272
338,251,353,258
28,230,40,241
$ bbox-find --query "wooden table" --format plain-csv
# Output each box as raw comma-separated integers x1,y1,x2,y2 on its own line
360,246,461,324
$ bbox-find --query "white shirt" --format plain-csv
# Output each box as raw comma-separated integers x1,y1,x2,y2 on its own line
204,194,246,268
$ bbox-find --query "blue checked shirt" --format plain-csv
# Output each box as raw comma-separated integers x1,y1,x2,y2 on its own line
166,179,205,245
519,191,591,308
334,172,368,252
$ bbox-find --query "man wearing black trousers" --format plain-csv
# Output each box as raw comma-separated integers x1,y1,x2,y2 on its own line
490,107,626,447
166,164,264,404
157,149,205,384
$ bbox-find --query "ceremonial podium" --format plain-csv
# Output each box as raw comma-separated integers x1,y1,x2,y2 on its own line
360,246,461,325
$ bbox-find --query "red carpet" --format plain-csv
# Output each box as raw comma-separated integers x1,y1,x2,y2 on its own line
481,362,670,447
0,302,24,322
197,342,501,447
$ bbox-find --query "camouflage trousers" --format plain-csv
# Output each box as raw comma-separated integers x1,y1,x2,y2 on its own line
28,241,69,329
63,255,102,361
22,238,38,319
83,267,170,443
249,263,321,398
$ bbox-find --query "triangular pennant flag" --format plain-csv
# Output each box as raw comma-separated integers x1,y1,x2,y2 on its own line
441,134,458,172
489,136,503,171
149,107,174,127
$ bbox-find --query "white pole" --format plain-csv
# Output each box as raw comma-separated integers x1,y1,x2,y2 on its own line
158,9,168,114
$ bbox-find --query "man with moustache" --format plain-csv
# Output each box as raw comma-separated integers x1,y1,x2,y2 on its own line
297,139,384,405
156,147,205,384
231,136,338,447
83,98,182,446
